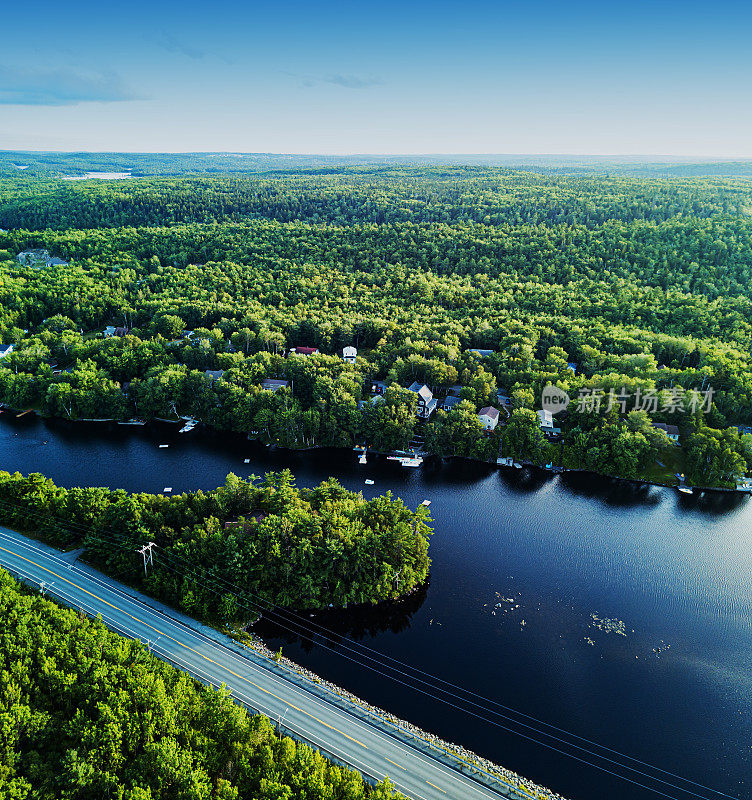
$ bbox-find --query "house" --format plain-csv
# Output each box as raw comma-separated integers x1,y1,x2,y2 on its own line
103,326,129,338
342,346,357,363
358,395,385,410
469,348,494,358
290,346,319,357
261,379,289,392
537,409,561,435
0,344,14,359
16,249,68,269
478,406,500,431
204,370,225,382
407,381,438,419
652,422,680,443
566,362,577,374
371,380,388,395
441,394,463,412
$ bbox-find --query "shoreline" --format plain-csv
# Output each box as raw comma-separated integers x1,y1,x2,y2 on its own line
3,406,748,497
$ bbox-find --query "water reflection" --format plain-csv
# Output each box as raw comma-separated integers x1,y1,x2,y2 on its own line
255,580,429,650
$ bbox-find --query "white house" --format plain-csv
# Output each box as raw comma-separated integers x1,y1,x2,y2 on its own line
407,381,437,419
478,406,500,431
0,344,14,359
537,409,561,435
342,346,357,363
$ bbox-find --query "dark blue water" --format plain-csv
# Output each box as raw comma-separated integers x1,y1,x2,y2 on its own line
2,413,750,800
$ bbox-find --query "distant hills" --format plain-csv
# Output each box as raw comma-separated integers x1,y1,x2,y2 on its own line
2,150,752,178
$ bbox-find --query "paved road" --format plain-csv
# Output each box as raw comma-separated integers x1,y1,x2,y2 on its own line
0,527,532,800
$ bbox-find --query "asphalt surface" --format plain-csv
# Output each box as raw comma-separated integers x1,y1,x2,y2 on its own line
0,526,533,800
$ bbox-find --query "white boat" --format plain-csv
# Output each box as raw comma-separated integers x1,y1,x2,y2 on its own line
387,455,424,467
365,479,375,485
677,485,693,494
420,500,431,506
513,461,523,469
158,444,169,449
163,487,173,493
358,454,367,464
179,419,198,433
243,458,250,464
118,418,146,426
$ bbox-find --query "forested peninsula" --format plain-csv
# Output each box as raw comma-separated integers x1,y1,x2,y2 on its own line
1,168,752,487
0,469,432,621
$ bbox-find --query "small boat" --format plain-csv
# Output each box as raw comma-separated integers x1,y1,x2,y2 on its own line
243,458,250,464
119,418,146,426
365,479,375,485
677,485,693,494
179,419,198,433
163,487,173,493
420,500,431,507
158,444,169,449
512,461,523,469
387,455,424,467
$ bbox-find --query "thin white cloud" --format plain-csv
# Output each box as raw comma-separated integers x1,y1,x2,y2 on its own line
0,66,140,106
157,30,206,60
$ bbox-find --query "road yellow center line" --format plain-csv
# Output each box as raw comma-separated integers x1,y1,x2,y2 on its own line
426,780,447,793
385,757,407,770
0,547,368,748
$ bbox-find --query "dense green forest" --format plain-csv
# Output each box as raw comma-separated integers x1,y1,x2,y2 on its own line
0,569,403,799
1,168,752,486
0,470,432,620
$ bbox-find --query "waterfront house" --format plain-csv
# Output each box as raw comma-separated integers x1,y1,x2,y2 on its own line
478,406,500,431
0,344,14,359
342,346,357,363
204,370,225,383
407,382,437,419
290,346,319,357
537,409,561,435
441,394,463,412
261,378,289,392
652,422,680,443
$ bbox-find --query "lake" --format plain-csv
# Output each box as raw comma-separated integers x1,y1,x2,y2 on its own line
1,413,749,800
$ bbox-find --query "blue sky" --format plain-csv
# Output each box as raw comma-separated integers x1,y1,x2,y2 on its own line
0,0,750,155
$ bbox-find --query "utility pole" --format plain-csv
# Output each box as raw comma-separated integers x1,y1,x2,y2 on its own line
39,581,53,596
136,542,157,576
393,567,404,592
277,707,289,738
